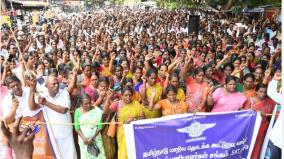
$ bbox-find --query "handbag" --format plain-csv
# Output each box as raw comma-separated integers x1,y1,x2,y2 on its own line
87,141,100,156
107,112,117,137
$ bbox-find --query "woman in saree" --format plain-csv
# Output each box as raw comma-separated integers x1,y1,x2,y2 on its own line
207,76,247,112
149,85,191,116
76,63,92,88
84,72,100,103
100,53,113,77
164,72,185,101
185,67,207,112
122,78,141,101
110,65,124,94
93,77,117,159
236,73,256,98
157,64,168,86
244,83,275,159
203,64,220,86
231,57,243,79
133,66,143,92
74,93,106,159
140,68,163,118
104,86,146,159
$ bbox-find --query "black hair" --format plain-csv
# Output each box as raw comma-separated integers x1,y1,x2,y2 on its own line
233,57,241,63
179,48,186,53
43,56,54,66
223,62,234,71
91,61,101,68
168,47,176,57
114,64,123,71
194,67,204,76
272,65,281,75
82,63,91,70
23,53,33,62
101,52,110,59
146,67,158,77
119,48,127,53
159,63,168,70
239,55,247,60
119,58,128,65
248,51,255,58
73,49,81,56
35,61,45,70
244,73,255,81
134,66,143,72
257,60,268,69
5,75,21,86
216,53,224,60
203,64,212,72
169,72,179,80
98,76,110,86
165,85,178,95
122,78,134,86
48,68,58,76
57,63,66,73
209,61,217,67
78,93,92,105
225,76,236,85
256,83,267,91
121,85,134,95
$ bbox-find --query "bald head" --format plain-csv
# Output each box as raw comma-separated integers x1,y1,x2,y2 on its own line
46,75,59,97
46,75,57,85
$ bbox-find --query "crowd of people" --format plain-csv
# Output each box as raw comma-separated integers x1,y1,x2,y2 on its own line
0,6,282,159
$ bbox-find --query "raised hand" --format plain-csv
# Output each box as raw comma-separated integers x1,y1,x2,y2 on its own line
142,75,147,83
1,117,35,159
28,78,37,91
264,68,272,77
98,90,107,98
110,52,116,60
145,54,153,61
106,88,114,99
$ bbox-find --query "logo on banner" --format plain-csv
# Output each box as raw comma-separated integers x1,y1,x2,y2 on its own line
177,121,216,138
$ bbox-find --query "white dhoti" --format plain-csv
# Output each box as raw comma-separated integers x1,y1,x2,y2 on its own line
56,137,78,159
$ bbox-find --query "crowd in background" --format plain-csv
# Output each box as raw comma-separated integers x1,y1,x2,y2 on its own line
0,6,282,159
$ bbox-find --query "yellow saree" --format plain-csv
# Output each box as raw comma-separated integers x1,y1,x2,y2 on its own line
144,84,162,118
176,88,186,101
117,100,146,159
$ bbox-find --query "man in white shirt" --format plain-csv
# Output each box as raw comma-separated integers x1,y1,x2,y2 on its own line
36,34,52,54
1,75,39,124
267,74,283,158
1,75,40,158
29,75,77,159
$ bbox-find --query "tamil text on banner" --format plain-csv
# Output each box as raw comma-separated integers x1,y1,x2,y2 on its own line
124,110,261,159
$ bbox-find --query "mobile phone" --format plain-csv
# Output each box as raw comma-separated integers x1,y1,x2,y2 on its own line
11,92,16,99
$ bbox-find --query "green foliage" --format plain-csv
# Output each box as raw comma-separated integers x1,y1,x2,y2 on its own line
112,0,281,9
231,6,242,16
155,0,184,10
245,0,281,8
